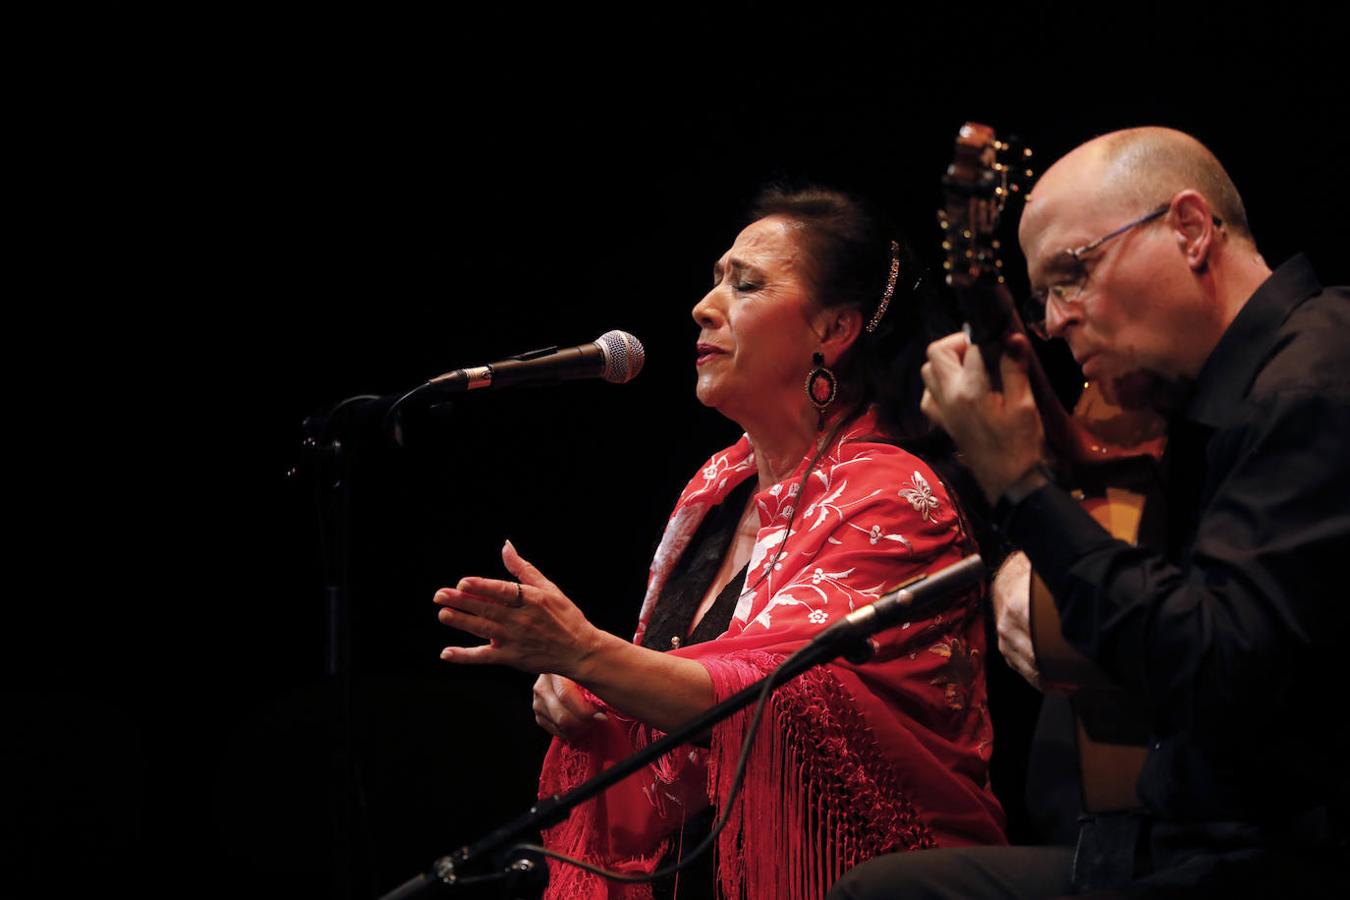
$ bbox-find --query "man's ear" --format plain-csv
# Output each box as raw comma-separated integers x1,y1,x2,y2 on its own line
1170,189,1219,273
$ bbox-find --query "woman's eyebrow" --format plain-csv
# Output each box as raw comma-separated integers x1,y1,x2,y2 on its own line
728,258,765,279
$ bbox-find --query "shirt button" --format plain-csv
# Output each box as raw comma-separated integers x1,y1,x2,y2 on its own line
670,636,681,649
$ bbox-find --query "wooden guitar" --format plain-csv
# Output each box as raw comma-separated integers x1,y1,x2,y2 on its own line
939,122,1166,813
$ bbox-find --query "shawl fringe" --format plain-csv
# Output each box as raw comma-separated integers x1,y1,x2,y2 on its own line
539,718,685,899
707,651,937,900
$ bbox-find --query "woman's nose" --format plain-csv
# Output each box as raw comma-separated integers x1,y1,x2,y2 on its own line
692,288,724,328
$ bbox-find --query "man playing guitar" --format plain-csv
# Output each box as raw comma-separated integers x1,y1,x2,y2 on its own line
833,127,1349,897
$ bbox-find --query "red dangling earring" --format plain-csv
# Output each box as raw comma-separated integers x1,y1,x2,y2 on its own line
805,352,837,430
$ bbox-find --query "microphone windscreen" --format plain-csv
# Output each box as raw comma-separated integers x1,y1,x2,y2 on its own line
595,331,645,384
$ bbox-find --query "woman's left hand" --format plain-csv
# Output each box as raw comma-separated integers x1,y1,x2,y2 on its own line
434,540,605,677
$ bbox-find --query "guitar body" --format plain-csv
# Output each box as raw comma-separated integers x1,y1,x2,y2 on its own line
1032,381,1166,812
1030,481,1152,812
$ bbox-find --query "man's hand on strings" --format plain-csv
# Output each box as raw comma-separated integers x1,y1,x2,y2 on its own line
920,331,1047,503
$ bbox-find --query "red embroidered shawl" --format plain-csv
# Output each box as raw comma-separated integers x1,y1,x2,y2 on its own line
538,409,1006,898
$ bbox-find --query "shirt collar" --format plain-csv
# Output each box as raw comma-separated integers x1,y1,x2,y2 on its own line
1184,254,1322,427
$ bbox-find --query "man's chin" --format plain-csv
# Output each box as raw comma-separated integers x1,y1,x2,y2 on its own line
1099,369,1160,410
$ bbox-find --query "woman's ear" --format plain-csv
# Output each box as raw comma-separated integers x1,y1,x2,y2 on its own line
817,306,864,366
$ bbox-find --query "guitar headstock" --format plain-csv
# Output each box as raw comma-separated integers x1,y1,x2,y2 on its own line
938,122,1033,289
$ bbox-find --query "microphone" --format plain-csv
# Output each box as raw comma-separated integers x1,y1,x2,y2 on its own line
812,555,986,659
427,330,645,392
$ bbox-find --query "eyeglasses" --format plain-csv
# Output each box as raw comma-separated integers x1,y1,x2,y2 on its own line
1021,203,1172,340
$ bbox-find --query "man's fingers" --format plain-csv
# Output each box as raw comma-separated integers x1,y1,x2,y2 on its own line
995,629,1043,693
927,330,971,359
924,331,971,386
991,552,1032,617
998,332,1033,401
919,386,947,431
1018,663,1044,693
958,339,991,386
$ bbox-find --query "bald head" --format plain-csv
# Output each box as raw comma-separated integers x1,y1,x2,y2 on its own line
1016,127,1272,384
1032,127,1254,243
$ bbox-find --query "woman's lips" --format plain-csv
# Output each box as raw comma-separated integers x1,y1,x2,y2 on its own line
696,343,728,366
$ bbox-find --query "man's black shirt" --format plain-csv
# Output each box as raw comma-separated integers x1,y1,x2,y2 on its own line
1007,255,1349,840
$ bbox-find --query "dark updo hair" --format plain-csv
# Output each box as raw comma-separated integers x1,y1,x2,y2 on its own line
750,184,1007,568
749,185,959,441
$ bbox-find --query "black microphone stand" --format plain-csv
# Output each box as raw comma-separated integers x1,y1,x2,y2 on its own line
292,392,444,899
379,555,986,900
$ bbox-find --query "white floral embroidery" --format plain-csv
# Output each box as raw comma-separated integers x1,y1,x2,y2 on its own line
734,525,793,623
746,526,789,576
899,470,941,522
845,521,913,549
803,479,883,531
711,414,944,639
751,589,820,632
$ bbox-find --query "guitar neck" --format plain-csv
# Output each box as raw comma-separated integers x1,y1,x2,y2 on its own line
952,272,1100,466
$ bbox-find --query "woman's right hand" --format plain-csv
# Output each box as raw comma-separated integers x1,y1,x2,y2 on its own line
533,673,607,742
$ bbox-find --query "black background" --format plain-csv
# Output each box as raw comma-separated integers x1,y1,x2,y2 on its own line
7,4,1348,898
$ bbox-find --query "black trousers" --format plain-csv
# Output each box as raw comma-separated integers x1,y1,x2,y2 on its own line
827,832,1348,899
828,845,1075,900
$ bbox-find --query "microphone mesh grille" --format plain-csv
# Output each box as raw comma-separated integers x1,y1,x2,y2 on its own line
595,330,645,384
